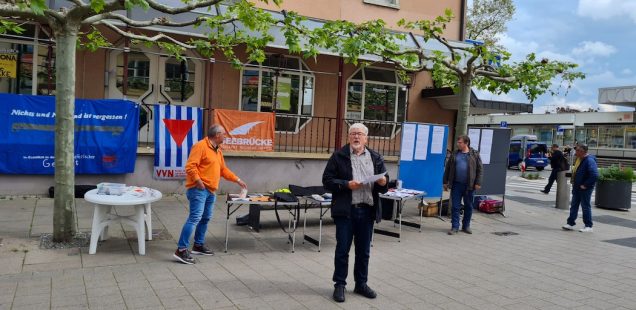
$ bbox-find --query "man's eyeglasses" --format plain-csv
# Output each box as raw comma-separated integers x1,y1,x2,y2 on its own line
349,132,366,137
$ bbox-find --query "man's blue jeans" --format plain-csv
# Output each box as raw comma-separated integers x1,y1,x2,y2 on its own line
567,188,593,228
451,182,474,230
177,188,217,249
333,206,374,287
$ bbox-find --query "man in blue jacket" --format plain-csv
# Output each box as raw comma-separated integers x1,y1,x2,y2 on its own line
562,144,598,232
323,123,389,303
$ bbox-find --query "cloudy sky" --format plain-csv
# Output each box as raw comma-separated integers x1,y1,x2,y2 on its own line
472,0,636,113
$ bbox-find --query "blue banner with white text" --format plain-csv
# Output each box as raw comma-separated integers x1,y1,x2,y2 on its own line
0,93,139,174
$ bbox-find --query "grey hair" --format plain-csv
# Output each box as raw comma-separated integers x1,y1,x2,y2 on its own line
207,124,225,138
349,123,368,135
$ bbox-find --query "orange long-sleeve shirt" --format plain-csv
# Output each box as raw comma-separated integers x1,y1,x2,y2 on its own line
185,137,239,192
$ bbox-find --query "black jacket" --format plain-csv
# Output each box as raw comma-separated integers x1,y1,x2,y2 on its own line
443,148,483,189
322,144,389,223
550,150,566,171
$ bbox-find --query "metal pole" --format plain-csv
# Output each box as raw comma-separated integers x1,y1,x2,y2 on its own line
555,171,570,209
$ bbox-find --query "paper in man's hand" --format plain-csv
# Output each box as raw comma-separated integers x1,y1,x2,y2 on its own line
359,173,386,185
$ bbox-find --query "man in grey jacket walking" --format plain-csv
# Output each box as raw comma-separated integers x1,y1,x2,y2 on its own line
443,135,483,235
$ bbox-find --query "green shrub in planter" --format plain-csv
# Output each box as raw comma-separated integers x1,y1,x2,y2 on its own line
598,165,636,182
596,165,634,210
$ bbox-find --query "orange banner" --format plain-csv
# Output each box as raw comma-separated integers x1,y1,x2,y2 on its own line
213,109,275,152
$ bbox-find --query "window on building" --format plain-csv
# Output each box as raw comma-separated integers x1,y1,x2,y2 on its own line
625,127,636,149
0,25,55,96
535,128,554,145
116,52,150,98
36,45,56,95
575,128,586,145
346,67,407,137
512,127,531,136
561,129,574,146
363,0,399,9
239,55,314,132
586,127,598,147
164,58,196,102
598,126,624,148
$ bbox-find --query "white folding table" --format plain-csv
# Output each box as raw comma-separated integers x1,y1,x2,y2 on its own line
84,188,162,255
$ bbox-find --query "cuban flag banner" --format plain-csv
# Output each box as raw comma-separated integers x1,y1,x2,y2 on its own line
154,104,203,179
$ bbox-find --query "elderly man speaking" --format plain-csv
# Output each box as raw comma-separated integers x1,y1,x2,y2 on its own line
322,123,389,303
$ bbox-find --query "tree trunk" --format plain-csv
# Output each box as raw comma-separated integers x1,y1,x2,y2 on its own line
52,28,78,242
454,78,472,145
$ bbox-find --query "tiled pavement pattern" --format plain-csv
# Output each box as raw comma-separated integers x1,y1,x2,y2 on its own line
1,177,635,309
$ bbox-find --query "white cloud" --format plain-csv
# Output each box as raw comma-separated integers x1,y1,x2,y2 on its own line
599,104,619,112
536,97,598,113
496,33,539,61
578,0,636,23
571,41,616,57
535,51,577,63
621,68,633,75
497,33,576,63
472,88,517,102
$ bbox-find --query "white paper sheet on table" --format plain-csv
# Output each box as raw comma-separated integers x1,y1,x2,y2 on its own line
468,128,481,151
479,129,493,164
430,126,445,154
414,124,430,160
400,123,416,161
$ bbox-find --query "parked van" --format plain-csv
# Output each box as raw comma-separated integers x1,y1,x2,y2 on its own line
508,135,549,171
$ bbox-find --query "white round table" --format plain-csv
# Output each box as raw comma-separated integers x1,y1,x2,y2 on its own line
84,188,162,255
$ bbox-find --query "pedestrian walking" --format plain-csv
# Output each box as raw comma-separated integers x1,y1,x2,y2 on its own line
541,144,567,194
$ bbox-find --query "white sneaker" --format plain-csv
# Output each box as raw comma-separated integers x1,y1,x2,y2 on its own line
579,227,593,233
562,224,575,231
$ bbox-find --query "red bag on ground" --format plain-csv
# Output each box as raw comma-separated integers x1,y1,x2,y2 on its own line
479,199,504,213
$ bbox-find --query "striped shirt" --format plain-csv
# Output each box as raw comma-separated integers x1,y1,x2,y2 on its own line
350,147,374,205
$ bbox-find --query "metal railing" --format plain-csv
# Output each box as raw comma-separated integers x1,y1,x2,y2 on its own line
136,112,402,157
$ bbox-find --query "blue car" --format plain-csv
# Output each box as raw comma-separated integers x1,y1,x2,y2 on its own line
508,136,550,171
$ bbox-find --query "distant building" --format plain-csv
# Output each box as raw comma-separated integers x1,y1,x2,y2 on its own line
468,111,636,150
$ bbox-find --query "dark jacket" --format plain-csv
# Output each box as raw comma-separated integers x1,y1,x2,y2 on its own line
572,155,598,191
443,148,483,189
322,144,389,223
550,149,566,171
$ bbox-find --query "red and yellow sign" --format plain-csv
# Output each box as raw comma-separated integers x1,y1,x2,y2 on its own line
0,52,18,78
213,109,275,152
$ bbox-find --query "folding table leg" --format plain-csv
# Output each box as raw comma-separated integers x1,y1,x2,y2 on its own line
225,203,230,253
101,205,111,241
302,204,308,244
145,203,152,240
398,201,402,242
318,206,323,252
89,205,103,254
135,205,145,255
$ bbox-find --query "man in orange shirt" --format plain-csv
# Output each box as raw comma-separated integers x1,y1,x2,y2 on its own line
174,124,247,264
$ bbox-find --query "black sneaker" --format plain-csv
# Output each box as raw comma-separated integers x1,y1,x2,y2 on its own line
192,244,214,256
353,284,377,299
173,249,195,264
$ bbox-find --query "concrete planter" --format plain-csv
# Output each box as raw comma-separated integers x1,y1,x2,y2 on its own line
595,180,632,210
